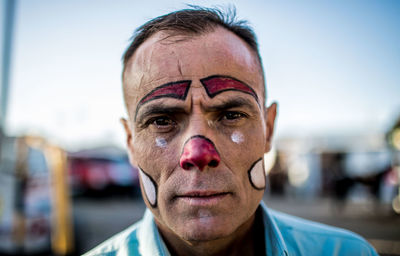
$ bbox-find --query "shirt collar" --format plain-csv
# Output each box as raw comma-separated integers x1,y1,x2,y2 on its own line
137,209,170,256
259,201,289,256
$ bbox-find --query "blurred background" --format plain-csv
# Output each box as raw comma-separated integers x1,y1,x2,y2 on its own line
0,0,399,255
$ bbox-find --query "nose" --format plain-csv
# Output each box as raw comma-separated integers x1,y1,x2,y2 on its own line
180,136,220,171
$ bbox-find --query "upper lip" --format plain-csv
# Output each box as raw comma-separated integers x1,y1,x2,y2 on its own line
177,191,229,197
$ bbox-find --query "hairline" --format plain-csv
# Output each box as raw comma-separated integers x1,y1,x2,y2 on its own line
122,24,267,116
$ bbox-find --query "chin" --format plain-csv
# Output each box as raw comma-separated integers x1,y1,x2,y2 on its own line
178,216,236,242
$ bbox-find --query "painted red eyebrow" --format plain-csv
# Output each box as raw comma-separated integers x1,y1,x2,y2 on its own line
138,80,191,105
200,75,258,103
135,80,191,118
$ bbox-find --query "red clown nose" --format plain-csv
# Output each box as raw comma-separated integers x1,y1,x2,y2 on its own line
180,136,220,171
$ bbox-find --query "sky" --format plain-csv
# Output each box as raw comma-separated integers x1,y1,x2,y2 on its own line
3,0,400,150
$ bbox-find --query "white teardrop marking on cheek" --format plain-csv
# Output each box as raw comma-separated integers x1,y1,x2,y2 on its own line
231,131,244,144
248,159,266,190
138,168,157,206
156,137,167,148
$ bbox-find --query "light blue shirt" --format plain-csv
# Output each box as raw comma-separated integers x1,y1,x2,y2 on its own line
84,201,378,256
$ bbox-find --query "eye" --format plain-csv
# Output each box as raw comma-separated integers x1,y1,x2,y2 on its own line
154,117,174,126
218,111,248,127
146,116,177,132
221,111,247,121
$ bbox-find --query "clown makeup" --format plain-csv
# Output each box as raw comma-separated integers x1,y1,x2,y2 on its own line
156,137,167,148
135,80,191,120
200,75,259,105
248,158,266,190
138,168,158,207
124,28,275,244
231,131,244,144
180,135,220,171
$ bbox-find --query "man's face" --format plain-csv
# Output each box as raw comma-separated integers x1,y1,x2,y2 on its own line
123,27,276,242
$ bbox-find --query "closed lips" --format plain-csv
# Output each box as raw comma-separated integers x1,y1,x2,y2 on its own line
177,191,230,198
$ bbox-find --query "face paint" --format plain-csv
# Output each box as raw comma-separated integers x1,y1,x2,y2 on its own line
135,80,191,120
138,167,158,207
198,209,212,225
180,135,220,171
248,158,266,190
155,137,167,148
200,75,258,103
231,131,244,144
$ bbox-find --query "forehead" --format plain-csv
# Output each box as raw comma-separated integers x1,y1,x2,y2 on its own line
123,27,264,112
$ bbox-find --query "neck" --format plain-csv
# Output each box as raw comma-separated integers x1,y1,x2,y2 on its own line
157,209,265,256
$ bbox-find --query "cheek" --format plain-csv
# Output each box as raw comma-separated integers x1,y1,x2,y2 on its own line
134,133,180,207
156,137,167,148
139,168,157,207
231,131,244,144
221,125,265,171
134,133,178,175
248,159,266,190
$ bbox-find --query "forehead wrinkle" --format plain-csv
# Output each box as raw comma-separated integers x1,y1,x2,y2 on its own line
124,33,181,90
124,28,266,119
140,34,191,83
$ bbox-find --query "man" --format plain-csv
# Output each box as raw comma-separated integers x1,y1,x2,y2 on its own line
85,7,378,256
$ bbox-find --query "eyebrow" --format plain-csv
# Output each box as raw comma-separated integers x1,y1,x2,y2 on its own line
204,96,258,114
200,75,259,104
136,97,257,123
135,80,191,120
136,104,187,123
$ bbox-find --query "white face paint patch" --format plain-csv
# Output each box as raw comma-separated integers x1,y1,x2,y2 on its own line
139,168,157,206
156,137,167,148
248,159,266,190
231,131,244,144
197,209,213,225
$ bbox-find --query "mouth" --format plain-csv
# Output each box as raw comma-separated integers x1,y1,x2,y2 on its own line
174,191,231,206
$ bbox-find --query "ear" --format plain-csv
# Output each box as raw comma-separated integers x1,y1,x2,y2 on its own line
264,102,277,153
120,117,137,167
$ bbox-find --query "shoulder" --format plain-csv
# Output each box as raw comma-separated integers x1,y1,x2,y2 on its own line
268,209,378,256
82,220,142,256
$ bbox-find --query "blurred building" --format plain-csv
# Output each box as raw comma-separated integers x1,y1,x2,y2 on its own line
265,132,399,214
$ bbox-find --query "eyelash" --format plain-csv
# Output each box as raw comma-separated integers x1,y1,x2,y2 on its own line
143,111,248,132
220,111,248,121
145,116,176,127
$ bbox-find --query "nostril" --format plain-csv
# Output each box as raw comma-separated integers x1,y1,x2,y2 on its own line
209,160,219,167
182,162,194,170
179,136,221,171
